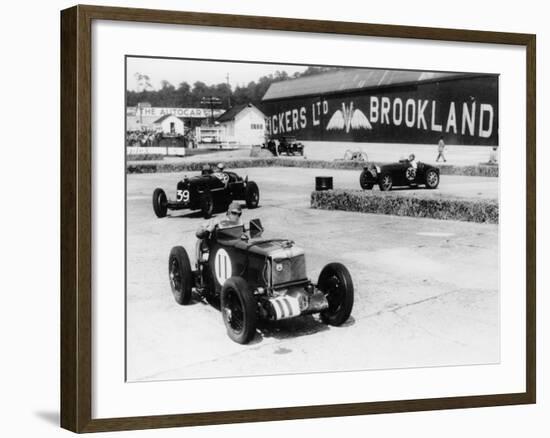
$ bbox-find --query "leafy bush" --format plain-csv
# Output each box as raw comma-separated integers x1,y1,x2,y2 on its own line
127,157,498,177
310,189,498,224
126,154,164,161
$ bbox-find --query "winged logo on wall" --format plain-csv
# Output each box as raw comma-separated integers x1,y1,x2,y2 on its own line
326,102,372,133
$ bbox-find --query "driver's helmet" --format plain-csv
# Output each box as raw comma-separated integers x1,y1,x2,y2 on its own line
216,162,225,172
408,153,416,161
227,202,242,218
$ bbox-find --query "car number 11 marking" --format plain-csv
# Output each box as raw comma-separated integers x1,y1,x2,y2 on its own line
214,248,232,285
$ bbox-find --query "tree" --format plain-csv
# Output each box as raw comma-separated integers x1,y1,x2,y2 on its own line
126,66,342,108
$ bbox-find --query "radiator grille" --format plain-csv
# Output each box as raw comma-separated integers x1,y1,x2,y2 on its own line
272,255,306,286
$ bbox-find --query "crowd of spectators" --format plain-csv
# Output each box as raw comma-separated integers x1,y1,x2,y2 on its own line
126,130,163,147
126,130,198,148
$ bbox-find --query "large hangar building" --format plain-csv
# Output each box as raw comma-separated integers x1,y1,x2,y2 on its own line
261,69,498,146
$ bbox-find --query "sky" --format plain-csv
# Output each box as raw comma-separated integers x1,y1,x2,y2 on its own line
126,57,309,91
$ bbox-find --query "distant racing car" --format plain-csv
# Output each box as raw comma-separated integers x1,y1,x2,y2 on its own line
152,169,260,219
168,219,354,344
264,135,304,156
360,159,440,191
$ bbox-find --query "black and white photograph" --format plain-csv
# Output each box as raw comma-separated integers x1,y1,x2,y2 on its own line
125,56,500,382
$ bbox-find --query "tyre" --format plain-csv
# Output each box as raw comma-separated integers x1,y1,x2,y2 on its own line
425,169,440,189
200,191,214,218
220,277,257,344
318,263,354,326
245,181,260,209
378,173,393,191
359,169,374,190
168,246,193,305
152,188,168,218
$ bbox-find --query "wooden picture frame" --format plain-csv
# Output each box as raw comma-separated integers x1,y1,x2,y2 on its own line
60,4,536,433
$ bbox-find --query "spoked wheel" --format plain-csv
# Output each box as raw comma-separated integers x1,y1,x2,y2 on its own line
359,169,374,190
200,191,214,218
318,263,354,326
379,174,393,191
425,169,440,189
220,277,257,344
168,246,193,305
152,188,168,218
245,181,260,209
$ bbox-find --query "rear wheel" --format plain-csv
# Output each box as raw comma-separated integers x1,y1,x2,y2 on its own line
318,263,354,326
200,191,214,218
379,174,393,191
245,181,260,209
221,277,257,344
425,169,440,189
152,188,168,218
359,169,374,190
168,246,193,305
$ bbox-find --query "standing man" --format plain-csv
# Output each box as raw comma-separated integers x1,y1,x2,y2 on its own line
436,136,447,162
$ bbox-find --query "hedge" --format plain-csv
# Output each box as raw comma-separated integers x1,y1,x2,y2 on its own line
127,157,499,177
310,189,498,224
126,154,164,161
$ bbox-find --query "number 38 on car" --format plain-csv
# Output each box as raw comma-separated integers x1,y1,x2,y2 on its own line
168,219,354,344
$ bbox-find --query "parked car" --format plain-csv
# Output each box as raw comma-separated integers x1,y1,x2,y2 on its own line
360,159,440,191
264,135,305,156
168,219,354,344
152,170,259,218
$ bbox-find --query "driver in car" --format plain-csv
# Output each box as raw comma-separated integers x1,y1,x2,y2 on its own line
408,153,418,169
195,202,243,239
195,202,244,264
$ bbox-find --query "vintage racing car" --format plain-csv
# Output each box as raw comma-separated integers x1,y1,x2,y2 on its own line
360,159,440,191
264,135,305,156
152,170,260,219
168,219,354,344
342,149,368,162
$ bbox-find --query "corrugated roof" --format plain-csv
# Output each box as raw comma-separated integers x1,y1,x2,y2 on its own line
262,69,473,101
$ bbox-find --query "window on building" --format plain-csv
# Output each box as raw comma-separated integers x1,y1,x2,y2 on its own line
250,123,264,130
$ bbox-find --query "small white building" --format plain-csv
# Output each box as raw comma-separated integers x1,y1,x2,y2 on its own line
153,114,186,135
217,103,266,146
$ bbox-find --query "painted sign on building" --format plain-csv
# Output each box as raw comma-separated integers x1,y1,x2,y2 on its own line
262,76,498,146
127,107,225,119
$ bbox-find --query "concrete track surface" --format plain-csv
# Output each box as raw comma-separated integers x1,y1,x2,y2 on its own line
126,168,499,382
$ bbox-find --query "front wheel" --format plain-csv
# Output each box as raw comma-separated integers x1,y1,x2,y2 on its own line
378,174,393,191
221,277,257,344
425,169,440,189
200,191,214,218
168,246,193,305
245,181,260,209
359,169,374,190
152,188,168,218
318,263,354,326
